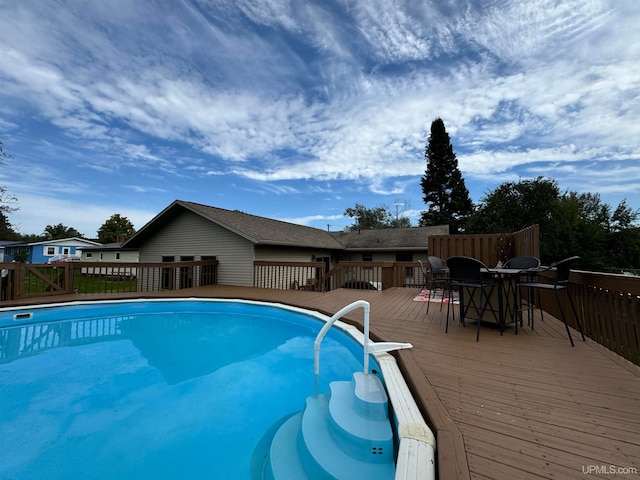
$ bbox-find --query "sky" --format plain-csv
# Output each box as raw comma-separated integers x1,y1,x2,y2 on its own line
1,0,639,238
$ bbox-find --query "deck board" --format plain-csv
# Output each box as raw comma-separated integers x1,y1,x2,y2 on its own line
8,285,640,479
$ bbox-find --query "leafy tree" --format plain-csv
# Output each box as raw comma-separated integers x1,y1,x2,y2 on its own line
17,233,46,243
553,192,609,270
466,177,560,233
466,177,640,270
419,118,473,233
388,201,412,228
343,203,412,231
388,215,412,229
611,200,639,231
97,214,136,243
466,177,563,261
344,204,392,231
44,223,83,239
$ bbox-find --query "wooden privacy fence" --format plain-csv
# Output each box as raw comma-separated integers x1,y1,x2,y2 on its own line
428,224,540,266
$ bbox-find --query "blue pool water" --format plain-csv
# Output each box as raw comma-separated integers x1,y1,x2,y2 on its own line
0,300,375,479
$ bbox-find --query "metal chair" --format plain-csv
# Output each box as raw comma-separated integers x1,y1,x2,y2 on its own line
446,256,502,341
503,256,541,327
519,256,586,346
418,256,450,314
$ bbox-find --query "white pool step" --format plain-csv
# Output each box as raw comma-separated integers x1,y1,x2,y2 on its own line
265,413,306,480
263,372,395,480
326,375,394,463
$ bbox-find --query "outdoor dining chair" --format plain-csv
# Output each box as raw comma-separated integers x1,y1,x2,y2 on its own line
418,256,450,314
445,256,502,341
503,256,541,327
518,256,586,346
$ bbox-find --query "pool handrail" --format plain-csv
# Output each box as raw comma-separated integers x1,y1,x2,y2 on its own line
314,300,412,377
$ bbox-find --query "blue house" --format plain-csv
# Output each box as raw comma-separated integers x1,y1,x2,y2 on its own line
3,237,101,263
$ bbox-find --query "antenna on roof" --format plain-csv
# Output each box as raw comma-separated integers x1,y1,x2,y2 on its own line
327,224,331,232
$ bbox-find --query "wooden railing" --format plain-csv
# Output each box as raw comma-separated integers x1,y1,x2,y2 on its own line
533,269,640,365
253,261,392,291
318,262,391,291
0,260,218,302
393,262,428,288
321,261,432,290
253,261,326,291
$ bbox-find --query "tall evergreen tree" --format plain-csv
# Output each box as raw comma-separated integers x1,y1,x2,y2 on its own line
419,118,473,232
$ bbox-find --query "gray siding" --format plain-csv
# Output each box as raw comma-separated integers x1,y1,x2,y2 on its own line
139,210,255,286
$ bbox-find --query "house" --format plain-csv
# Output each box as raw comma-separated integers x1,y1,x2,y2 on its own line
79,242,140,263
330,227,449,262
123,200,448,288
0,241,21,262
78,242,140,278
3,237,101,263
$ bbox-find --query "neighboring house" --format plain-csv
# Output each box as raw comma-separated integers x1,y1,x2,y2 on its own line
330,227,449,262
3,237,101,263
79,242,140,263
79,242,140,278
0,241,21,262
123,200,448,288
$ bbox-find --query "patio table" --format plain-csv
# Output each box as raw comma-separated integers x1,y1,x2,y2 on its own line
463,267,537,333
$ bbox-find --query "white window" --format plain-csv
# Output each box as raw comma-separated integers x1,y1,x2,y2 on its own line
62,248,70,255
45,246,56,256
86,252,93,258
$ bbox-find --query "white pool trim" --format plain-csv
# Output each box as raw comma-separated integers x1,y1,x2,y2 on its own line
1,297,436,480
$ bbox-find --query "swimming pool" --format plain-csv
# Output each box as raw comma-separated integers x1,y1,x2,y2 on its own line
0,298,435,479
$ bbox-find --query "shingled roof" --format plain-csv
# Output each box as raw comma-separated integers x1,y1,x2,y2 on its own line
124,200,448,251
330,225,449,251
124,200,345,250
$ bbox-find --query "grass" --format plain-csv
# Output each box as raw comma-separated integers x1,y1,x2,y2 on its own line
73,270,138,293
22,266,138,295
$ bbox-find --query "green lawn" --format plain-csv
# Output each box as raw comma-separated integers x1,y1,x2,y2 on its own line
73,270,138,293
22,266,138,295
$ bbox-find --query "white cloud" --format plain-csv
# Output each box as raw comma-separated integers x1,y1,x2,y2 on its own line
0,0,639,226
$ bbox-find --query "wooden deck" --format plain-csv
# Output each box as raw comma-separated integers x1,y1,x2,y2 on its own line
7,286,640,479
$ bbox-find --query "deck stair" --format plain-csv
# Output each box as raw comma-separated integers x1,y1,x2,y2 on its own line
262,371,396,480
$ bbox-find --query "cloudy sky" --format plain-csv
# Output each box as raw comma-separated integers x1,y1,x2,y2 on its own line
1,0,639,237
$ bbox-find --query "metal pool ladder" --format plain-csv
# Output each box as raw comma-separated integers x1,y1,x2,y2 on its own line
314,299,412,382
